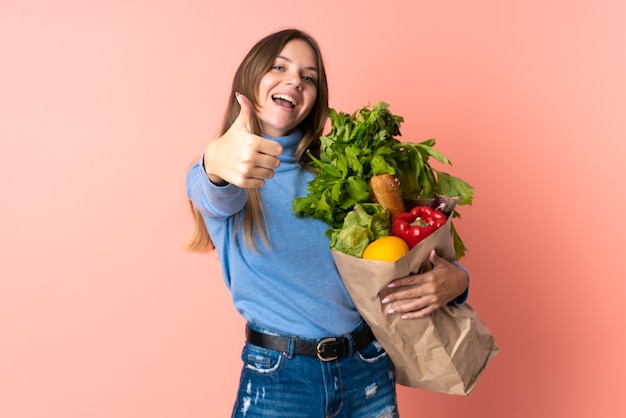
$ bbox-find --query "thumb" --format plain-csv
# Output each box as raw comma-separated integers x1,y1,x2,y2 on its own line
429,249,442,266
234,92,254,132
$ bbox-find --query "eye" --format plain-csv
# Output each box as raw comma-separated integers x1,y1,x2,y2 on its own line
272,65,285,72
302,75,316,84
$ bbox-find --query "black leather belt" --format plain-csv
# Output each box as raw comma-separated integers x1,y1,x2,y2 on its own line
245,324,375,361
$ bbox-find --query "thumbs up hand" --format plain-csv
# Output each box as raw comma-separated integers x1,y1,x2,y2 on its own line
203,93,283,188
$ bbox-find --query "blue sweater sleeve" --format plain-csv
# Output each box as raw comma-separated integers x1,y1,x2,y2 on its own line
451,262,470,305
186,157,247,218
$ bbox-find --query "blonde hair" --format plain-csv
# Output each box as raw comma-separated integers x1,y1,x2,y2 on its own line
185,29,329,253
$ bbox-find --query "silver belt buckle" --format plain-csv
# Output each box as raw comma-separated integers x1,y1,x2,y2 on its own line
316,337,338,361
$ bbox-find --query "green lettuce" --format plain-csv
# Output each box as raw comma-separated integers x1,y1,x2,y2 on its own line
329,203,390,257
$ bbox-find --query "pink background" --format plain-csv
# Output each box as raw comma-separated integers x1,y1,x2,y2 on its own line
1,0,625,417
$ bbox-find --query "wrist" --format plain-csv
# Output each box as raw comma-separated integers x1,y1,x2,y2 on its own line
203,142,228,186
451,266,470,305
457,268,469,295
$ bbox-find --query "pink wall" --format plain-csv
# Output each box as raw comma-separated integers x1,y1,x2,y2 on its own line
1,1,625,417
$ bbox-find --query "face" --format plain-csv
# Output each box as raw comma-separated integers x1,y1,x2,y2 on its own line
255,39,319,137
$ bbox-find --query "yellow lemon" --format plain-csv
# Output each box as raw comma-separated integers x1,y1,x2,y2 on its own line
362,236,409,262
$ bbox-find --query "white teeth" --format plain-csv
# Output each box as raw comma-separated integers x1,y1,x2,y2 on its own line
272,94,298,107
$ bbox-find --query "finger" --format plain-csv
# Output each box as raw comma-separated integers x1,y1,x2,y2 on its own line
400,304,438,319
430,249,448,268
429,249,446,271
234,92,254,132
247,165,278,181
229,166,275,188
430,249,454,270
387,274,422,289
385,296,435,317
256,138,283,158
381,286,423,305
253,153,281,171
234,93,283,158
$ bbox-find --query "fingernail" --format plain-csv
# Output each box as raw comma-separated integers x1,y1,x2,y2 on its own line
381,297,390,304
387,282,396,288
401,314,409,319
387,308,397,314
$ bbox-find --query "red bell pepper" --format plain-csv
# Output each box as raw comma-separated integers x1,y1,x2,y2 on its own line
391,206,447,249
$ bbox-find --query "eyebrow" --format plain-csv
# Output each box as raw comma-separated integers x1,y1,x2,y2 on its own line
276,55,319,73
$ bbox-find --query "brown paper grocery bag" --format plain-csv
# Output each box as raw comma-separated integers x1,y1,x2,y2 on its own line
332,215,499,395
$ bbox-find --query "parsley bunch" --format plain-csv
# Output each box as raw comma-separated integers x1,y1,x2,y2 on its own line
293,102,474,258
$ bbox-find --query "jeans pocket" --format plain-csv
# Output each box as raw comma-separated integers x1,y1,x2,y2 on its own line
242,342,286,375
357,340,389,364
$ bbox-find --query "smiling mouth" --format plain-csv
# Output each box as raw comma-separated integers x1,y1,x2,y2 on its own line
272,94,298,109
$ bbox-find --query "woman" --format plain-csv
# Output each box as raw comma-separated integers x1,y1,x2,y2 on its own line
186,28,469,417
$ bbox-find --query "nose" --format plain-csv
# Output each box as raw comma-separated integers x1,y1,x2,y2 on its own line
286,71,302,90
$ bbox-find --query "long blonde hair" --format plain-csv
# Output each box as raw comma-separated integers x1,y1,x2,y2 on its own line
185,29,329,253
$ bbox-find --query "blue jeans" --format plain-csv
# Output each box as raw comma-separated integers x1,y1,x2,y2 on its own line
231,322,399,418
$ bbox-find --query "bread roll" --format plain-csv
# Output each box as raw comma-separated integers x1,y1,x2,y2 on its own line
368,173,406,219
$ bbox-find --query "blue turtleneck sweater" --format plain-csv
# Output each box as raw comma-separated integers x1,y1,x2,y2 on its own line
187,130,362,338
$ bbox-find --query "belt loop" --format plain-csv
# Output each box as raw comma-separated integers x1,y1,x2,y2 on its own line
285,335,297,359
345,331,355,356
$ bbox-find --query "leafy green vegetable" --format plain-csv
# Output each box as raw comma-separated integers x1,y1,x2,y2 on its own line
330,225,372,258
329,203,390,257
293,101,474,259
